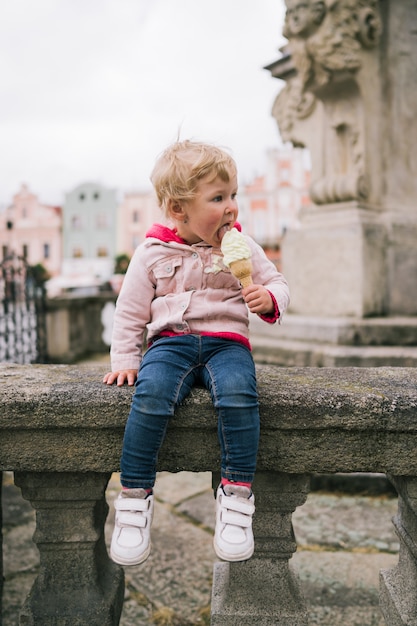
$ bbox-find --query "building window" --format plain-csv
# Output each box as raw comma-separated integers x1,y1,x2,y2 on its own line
73,247,83,258
280,168,290,183
79,193,86,201
253,214,267,244
97,246,108,258
133,210,139,223
71,215,82,230
96,213,108,229
93,191,100,200
43,243,50,259
2,245,8,259
279,189,291,211
22,244,29,259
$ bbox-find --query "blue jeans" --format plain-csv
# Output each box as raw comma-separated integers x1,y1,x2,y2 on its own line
120,335,260,489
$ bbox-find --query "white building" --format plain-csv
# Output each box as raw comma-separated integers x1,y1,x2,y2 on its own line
239,146,310,247
61,182,118,282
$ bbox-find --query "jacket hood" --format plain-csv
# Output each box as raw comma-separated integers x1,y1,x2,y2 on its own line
145,222,242,244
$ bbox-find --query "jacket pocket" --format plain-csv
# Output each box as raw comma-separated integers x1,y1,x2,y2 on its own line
153,256,183,278
152,256,183,296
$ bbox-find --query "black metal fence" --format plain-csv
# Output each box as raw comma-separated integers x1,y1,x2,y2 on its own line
0,255,48,364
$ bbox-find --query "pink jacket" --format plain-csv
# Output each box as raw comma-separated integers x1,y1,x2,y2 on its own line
110,223,290,371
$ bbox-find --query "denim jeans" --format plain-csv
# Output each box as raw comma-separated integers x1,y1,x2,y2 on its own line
120,335,260,489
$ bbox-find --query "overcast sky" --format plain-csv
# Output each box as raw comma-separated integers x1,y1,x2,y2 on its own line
1,1,287,206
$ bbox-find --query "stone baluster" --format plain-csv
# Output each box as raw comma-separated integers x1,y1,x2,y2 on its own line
211,470,310,625
14,471,124,626
380,476,417,626
1,472,3,618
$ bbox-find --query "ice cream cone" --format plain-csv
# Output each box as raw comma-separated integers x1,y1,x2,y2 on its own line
229,259,253,288
221,228,253,288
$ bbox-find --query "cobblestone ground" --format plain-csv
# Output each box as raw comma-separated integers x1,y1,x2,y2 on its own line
2,470,398,626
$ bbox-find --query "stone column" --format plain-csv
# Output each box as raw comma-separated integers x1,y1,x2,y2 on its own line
380,476,417,625
1,472,3,618
14,471,124,626
267,0,417,320
211,471,310,625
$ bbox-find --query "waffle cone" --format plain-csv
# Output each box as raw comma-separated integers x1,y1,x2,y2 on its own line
229,259,253,288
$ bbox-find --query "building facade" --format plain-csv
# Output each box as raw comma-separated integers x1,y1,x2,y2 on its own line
116,189,161,257
62,182,118,280
239,147,310,245
0,184,62,276
238,147,310,269
0,148,311,290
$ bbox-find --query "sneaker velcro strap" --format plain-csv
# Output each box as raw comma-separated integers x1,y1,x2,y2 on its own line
115,498,151,513
221,510,253,527
223,497,255,516
117,511,148,528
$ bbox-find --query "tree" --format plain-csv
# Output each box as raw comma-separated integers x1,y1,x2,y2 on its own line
29,263,50,284
114,254,131,275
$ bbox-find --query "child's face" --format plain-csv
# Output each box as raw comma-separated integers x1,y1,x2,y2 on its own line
176,174,238,247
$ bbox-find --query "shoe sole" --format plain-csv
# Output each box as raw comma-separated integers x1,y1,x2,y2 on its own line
213,538,254,562
110,542,151,566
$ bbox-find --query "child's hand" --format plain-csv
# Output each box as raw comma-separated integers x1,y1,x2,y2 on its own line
242,284,274,316
103,369,137,387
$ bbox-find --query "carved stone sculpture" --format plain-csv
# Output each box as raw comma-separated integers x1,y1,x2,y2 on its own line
274,0,382,205
267,0,417,320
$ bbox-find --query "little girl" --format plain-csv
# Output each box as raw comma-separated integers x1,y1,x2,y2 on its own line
104,140,290,565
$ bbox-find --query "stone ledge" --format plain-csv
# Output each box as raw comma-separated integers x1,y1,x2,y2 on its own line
1,363,416,625
251,313,417,347
1,364,417,475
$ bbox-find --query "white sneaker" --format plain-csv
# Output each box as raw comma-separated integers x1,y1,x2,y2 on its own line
110,489,154,566
214,484,255,562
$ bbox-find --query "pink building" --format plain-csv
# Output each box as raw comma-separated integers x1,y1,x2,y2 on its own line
238,147,311,269
116,189,161,257
0,184,62,276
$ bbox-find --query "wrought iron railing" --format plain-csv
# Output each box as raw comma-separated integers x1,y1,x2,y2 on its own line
0,255,48,364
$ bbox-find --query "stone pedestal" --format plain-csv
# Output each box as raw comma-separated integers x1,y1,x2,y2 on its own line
265,0,417,362
0,472,3,619
380,476,417,625
14,472,124,626
211,471,310,625
283,202,387,317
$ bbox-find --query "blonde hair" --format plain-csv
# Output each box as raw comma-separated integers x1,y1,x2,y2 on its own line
150,140,237,215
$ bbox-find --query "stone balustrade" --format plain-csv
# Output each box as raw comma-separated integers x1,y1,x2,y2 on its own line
45,294,115,363
1,363,417,625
